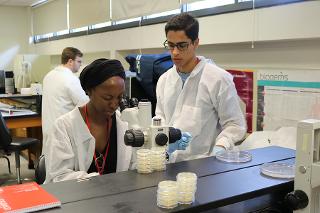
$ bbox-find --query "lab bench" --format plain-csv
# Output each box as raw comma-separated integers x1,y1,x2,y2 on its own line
42,146,294,212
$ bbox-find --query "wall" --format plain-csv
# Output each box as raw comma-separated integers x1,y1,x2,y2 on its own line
49,51,111,77
13,50,111,87
1,0,318,133
29,1,320,70
0,6,30,71
0,1,318,73
26,1,320,132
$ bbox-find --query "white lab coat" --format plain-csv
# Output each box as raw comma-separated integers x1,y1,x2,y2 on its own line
156,56,247,162
42,66,89,156
45,108,132,183
238,127,297,151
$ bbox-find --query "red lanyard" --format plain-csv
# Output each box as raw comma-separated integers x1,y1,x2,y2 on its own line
84,104,112,175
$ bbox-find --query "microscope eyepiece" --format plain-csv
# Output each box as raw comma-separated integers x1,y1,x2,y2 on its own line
169,127,182,144
124,129,144,147
119,97,130,112
130,98,139,107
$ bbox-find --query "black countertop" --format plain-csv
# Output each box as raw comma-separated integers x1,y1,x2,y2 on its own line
42,146,295,212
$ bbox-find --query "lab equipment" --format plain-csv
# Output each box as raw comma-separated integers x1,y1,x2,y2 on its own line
151,147,166,171
157,180,178,209
260,162,295,179
124,116,182,149
176,172,197,204
121,100,182,149
0,70,5,94
120,99,150,130
284,119,320,212
136,149,152,174
136,148,167,174
215,150,252,163
5,71,14,94
16,61,32,89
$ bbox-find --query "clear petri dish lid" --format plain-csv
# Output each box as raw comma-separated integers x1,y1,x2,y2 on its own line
215,150,252,163
260,162,295,179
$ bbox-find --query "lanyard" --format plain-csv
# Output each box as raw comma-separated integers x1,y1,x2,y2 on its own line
84,104,112,175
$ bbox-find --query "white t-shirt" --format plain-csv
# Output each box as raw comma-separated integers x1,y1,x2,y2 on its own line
41,65,89,155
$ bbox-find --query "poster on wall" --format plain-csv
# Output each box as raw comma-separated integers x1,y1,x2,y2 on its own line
257,69,320,131
227,70,254,133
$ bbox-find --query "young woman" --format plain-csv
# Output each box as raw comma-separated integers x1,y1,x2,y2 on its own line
45,59,132,183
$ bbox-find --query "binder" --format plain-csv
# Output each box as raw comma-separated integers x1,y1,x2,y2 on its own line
0,182,61,213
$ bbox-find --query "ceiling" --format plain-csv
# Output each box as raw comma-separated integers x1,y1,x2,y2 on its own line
0,0,44,7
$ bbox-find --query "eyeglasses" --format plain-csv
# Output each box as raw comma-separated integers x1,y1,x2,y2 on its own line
163,40,192,51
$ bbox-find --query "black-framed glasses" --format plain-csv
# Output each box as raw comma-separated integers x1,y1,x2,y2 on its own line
163,40,192,51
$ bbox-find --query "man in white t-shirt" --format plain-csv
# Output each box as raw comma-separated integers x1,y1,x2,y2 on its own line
42,47,89,156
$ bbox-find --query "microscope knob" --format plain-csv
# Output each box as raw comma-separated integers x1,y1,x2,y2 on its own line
124,129,144,147
169,127,182,144
155,133,168,146
284,190,309,210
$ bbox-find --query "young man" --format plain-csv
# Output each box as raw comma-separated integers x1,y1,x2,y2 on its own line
42,47,89,156
156,13,247,162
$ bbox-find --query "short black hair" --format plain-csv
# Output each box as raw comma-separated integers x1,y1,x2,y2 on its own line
61,47,83,64
165,13,199,42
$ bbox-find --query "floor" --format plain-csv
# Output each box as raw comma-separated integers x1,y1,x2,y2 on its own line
0,153,35,186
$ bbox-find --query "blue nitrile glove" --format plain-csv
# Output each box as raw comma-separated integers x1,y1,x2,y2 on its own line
168,132,192,154
212,146,226,156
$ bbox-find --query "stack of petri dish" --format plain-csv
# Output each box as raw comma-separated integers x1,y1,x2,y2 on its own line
157,180,178,209
176,172,197,204
151,147,166,171
136,149,152,174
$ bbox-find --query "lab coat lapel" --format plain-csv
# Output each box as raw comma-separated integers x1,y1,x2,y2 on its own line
169,58,206,126
72,108,95,171
164,67,183,125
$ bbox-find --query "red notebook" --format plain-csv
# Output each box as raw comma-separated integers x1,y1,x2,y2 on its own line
0,182,61,213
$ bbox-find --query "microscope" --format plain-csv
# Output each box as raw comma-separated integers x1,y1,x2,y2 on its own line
284,119,320,212
120,98,181,149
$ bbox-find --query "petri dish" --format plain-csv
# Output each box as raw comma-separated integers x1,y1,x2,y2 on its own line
215,150,252,163
260,162,295,179
157,181,178,209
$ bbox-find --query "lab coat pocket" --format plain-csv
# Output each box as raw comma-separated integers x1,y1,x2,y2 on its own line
174,105,201,138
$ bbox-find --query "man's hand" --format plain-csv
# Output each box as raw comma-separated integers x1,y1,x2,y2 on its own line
168,132,192,154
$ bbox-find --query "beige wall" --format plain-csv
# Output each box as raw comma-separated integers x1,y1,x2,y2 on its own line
29,1,320,71
1,1,319,132
0,6,30,71
1,1,320,80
